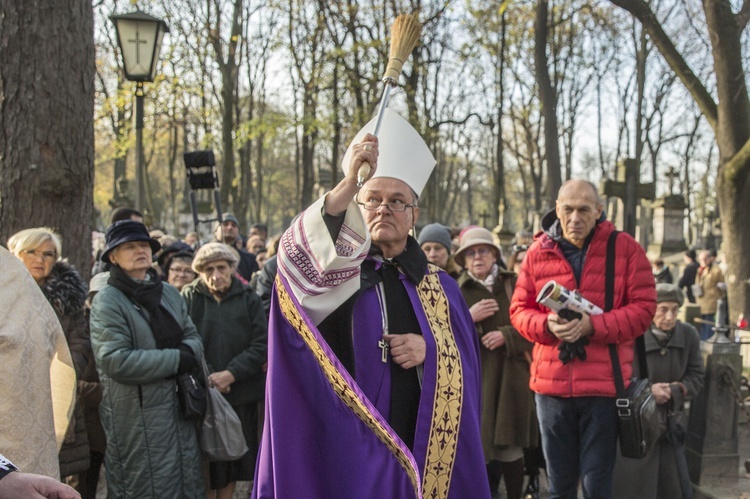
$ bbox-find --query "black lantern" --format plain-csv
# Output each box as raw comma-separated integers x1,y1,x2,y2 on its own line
110,11,170,82
110,10,169,212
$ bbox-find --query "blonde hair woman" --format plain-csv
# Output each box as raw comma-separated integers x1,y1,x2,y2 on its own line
8,227,104,492
1,232,75,480
7,227,62,285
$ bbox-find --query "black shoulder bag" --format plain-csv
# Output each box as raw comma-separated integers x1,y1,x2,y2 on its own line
605,231,662,459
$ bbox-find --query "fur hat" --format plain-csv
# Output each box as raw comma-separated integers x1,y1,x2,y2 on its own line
656,283,684,306
454,226,504,267
191,242,238,273
101,220,160,264
418,223,452,253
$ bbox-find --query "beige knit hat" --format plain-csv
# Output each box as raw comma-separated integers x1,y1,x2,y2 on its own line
192,242,239,273
454,226,504,267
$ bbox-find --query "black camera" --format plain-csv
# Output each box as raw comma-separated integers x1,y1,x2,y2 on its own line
183,150,223,237
184,150,219,190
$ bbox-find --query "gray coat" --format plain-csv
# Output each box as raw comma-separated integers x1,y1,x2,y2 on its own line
613,321,704,498
90,281,204,499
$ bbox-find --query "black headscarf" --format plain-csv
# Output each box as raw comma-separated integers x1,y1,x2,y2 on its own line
108,265,184,349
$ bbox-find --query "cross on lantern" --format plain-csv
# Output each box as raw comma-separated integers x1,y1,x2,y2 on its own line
128,27,148,66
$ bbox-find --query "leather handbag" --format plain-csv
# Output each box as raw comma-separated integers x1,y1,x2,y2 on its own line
176,372,207,420
612,365,662,459
199,357,248,461
604,231,662,459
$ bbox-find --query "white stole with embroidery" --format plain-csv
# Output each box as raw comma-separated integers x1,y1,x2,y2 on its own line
279,195,371,325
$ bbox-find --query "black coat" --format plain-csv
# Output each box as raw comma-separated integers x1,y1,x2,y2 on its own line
40,261,100,476
678,261,699,303
182,277,268,406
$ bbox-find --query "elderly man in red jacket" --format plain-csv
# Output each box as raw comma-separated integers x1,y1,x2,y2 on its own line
510,179,656,499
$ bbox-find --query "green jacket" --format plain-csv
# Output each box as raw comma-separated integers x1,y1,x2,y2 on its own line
181,277,268,406
90,281,204,499
457,270,538,457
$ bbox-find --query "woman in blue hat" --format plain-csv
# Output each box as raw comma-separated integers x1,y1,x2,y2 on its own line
89,220,205,498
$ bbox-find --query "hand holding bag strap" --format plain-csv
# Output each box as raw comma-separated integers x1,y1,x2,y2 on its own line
606,230,648,399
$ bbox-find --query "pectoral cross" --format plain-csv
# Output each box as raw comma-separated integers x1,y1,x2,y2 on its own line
378,338,389,363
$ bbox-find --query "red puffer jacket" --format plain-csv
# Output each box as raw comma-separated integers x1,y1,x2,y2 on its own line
509,219,656,397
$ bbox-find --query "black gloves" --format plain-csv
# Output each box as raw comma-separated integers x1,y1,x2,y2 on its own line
177,344,198,374
556,309,588,364
558,337,589,364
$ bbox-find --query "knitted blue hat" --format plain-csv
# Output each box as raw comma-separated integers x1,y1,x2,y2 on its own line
418,223,452,253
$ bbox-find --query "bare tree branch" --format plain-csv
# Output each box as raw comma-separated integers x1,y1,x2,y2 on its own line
609,0,718,132
736,0,750,32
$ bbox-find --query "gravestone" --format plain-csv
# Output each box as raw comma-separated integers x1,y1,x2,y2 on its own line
492,225,516,259
685,336,742,483
698,208,723,252
492,200,516,256
647,195,687,258
601,158,656,239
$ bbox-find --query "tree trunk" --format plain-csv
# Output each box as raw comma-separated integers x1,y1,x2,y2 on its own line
535,0,562,209
609,0,750,318
634,25,646,179
220,68,237,212
0,0,94,277
495,12,510,231
300,89,317,209
705,0,750,320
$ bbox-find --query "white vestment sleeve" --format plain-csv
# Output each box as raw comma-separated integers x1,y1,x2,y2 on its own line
278,194,371,325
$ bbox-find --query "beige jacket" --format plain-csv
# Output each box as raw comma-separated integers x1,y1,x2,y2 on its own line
0,246,75,479
696,264,724,314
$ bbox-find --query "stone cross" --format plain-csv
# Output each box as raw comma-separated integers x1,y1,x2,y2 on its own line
601,158,656,238
478,209,491,228
665,166,680,196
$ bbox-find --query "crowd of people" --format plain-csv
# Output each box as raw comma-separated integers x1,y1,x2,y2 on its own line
0,118,719,499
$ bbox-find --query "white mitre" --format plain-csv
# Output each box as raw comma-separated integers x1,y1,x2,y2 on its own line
341,108,436,198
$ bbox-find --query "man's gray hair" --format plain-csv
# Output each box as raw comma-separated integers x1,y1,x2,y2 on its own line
558,179,602,204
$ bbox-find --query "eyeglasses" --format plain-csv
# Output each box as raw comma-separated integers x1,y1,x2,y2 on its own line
512,244,529,253
357,200,416,212
464,247,492,259
170,267,195,275
22,249,57,261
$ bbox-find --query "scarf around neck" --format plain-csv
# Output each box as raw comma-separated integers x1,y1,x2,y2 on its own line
469,263,499,292
108,265,184,349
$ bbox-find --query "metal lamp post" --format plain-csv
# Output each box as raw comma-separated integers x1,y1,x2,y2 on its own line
110,11,169,213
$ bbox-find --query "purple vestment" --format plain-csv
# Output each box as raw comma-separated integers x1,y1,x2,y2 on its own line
251,268,490,499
